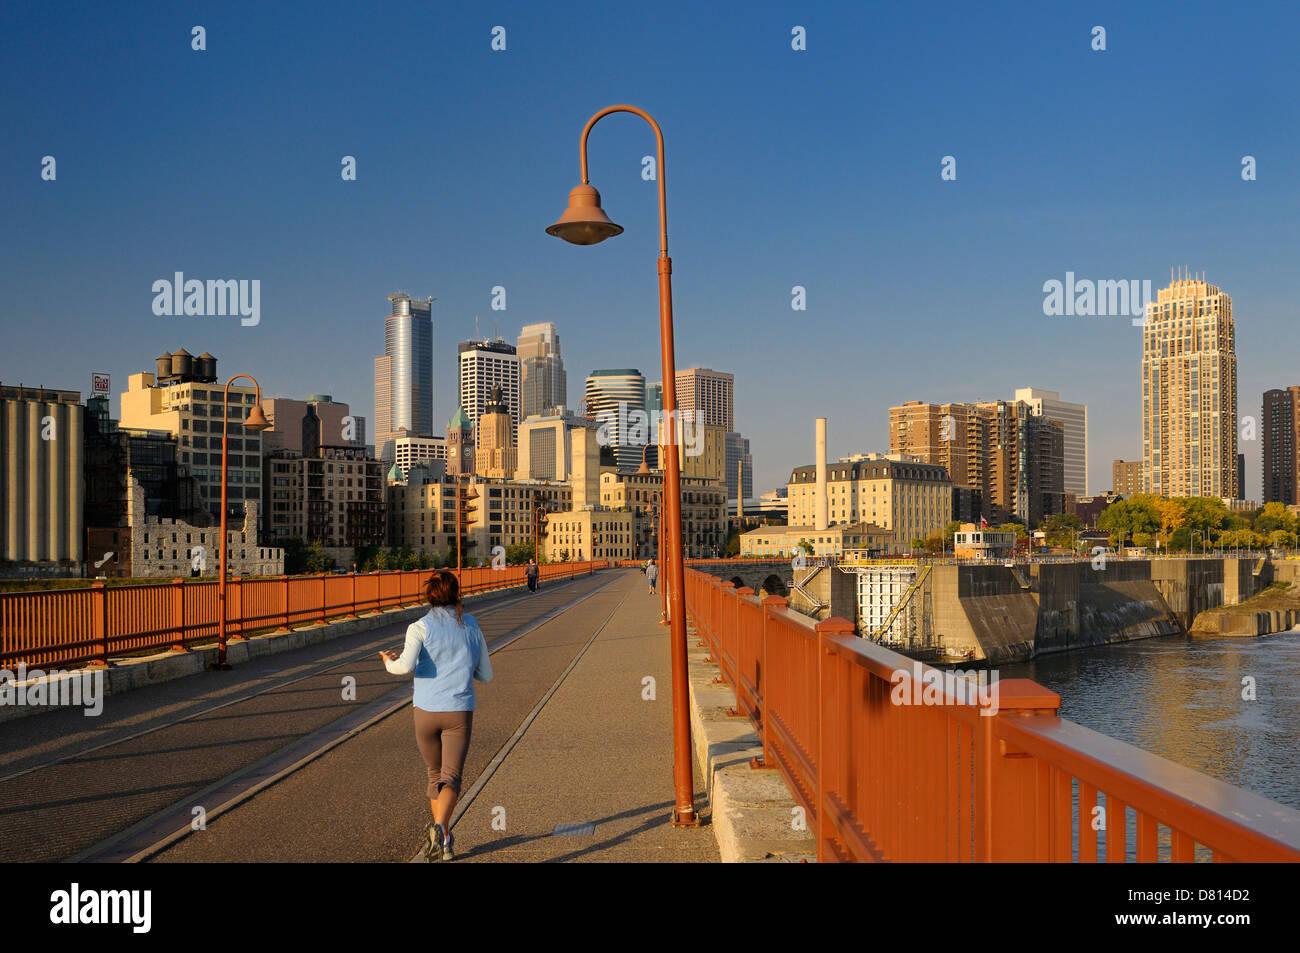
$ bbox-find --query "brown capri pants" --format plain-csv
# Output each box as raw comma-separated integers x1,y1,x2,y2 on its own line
413,708,474,798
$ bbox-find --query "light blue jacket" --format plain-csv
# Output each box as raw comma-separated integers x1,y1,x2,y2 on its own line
384,607,493,712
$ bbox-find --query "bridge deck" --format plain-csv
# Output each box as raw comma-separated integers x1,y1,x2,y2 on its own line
0,569,717,863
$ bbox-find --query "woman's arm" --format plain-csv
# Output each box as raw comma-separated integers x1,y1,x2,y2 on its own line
472,622,494,683
381,623,423,675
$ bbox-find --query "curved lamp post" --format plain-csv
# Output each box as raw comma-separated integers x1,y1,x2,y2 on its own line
215,374,271,670
547,105,697,826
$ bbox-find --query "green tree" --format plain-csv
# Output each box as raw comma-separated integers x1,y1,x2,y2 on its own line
1256,501,1298,535
1042,513,1082,549
304,541,333,573
1269,529,1297,550
506,541,536,564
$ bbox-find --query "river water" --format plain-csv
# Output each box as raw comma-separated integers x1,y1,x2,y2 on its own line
999,628,1300,810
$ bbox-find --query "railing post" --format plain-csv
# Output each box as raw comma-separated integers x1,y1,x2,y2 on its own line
278,575,292,631
89,580,110,667
229,575,245,641
814,616,855,862
319,573,328,624
752,594,786,769
349,571,357,618
977,678,1061,862
169,577,187,652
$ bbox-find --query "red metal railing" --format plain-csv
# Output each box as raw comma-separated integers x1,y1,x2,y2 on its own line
684,566,1300,863
0,562,599,669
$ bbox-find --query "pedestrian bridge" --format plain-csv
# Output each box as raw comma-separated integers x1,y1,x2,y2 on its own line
2,561,1298,863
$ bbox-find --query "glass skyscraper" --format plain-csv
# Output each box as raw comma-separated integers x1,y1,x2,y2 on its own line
374,292,434,462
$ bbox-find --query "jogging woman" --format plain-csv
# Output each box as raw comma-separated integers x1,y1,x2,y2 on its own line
380,570,493,861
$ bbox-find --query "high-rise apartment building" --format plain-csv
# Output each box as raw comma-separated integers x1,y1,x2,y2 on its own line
517,322,567,418
458,339,521,437
890,398,1065,526
675,367,734,431
585,369,647,471
1112,459,1144,497
1263,386,1300,504
1141,271,1238,499
261,396,364,456
1013,387,1087,497
374,293,434,463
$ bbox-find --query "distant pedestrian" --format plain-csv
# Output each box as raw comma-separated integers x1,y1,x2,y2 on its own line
526,557,539,593
646,559,658,595
380,570,493,862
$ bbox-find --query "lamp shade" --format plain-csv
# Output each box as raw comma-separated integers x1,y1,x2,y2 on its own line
546,184,623,245
243,405,272,432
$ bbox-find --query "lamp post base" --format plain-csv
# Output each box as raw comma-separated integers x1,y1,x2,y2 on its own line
671,808,702,828
208,661,234,672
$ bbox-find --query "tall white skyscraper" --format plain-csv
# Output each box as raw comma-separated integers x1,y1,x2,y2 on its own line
458,338,521,439
1013,387,1088,497
675,367,734,431
374,292,434,462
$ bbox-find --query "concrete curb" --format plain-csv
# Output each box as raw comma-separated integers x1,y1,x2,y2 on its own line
685,625,817,863
0,582,542,725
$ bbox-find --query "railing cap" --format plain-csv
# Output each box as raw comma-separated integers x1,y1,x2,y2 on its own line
990,677,1060,712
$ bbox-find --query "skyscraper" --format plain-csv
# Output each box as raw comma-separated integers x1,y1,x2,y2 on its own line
517,322,567,418
1013,387,1088,497
585,369,646,471
675,367,734,431
1263,386,1300,504
374,292,434,462
1141,271,1238,499
458,339,521,437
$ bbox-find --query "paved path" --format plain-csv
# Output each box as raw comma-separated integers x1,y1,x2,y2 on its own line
0,569,717,863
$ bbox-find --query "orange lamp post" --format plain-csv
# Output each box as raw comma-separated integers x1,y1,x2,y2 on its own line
214,374,271,670
547,105,697,825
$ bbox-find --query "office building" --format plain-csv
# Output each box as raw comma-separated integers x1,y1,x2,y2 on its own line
599,469,728,559
261,396,364,455
585,369,647,471
515,412,600,482
1263,386,1300,504
518,322,567,418
119,350,263,525
1013,387,1088,497
725,431,754,504
393,435,449,475
675,367,734,431
374,292,434,463
475,385,518,479
1,384,84,572
458,339,521,438
1141,270,1238,498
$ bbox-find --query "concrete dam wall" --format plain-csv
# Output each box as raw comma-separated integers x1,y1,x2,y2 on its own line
925,558,1266,665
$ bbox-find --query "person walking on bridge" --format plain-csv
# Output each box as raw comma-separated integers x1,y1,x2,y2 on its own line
526,557,539,593
380,569,493,862
646,558,658,595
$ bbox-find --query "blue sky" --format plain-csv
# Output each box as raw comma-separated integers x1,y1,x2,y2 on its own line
3,1,1298,496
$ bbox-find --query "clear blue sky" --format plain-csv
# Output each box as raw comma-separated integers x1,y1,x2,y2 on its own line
3,0,1299,497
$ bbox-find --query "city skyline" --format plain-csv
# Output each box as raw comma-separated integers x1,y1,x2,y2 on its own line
6,4,1300,497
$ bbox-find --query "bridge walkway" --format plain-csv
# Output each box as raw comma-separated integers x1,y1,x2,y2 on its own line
0,569,717,863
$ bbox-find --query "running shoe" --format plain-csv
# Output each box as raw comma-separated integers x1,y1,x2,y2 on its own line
423,822,443,863
442,828,455,861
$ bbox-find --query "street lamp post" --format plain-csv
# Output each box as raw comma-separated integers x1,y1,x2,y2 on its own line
214,374,271,670
547,105,697,825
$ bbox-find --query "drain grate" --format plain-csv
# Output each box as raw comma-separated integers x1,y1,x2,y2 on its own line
552,822,596,836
